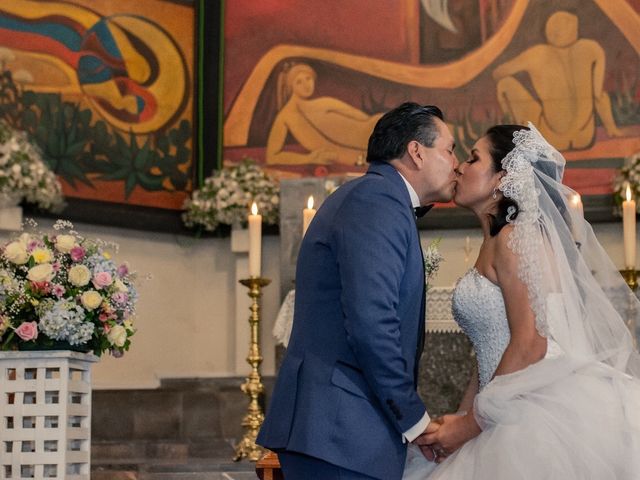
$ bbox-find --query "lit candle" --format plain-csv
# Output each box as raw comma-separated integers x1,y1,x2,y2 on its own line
302,196,316,236
248,202,262,277
623,184,636,269
569,193,584,241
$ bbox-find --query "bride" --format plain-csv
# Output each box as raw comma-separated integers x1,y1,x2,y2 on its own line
404,123,640,479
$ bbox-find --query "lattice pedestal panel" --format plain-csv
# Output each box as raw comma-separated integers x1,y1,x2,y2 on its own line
0,351,98,479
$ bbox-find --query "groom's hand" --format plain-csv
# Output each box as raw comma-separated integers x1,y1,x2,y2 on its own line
412,421,440,461
415,414,481,463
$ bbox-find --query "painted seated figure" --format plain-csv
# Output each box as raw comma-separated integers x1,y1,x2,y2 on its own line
492,11,623,150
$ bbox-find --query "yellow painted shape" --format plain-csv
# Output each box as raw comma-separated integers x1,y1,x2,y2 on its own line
593,0,640,54
224,0,530,146
0,0,99,27
106,16,151,84
82,15,186,133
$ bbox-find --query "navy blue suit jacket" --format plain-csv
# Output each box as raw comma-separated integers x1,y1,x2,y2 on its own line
257,162,427,480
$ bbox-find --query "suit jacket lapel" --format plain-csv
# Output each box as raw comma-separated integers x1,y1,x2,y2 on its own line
367,163,426,387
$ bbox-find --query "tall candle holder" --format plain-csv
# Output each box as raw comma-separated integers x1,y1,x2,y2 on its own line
620,269,639,348
234,276,271,462
620,268,638,291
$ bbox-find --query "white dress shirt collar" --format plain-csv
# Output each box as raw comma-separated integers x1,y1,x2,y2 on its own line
398,172,420,209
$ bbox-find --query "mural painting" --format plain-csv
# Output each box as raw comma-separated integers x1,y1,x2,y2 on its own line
223,0,640,214
0,0,194,213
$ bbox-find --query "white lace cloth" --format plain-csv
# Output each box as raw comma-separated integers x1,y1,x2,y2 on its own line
272,287,460,347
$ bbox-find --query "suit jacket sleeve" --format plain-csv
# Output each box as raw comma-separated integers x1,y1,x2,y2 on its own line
334,185,426,434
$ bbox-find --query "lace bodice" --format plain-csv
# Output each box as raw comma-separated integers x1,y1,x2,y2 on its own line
452,268,510,389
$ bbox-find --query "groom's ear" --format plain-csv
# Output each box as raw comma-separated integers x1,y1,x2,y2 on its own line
406,140,424,169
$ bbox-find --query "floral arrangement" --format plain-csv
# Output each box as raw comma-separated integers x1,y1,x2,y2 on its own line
424,239,443,288
0,220,137,357
613,151,640,214
182,158,279,232
0,121,64,211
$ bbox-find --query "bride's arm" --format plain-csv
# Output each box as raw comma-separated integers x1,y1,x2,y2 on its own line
414,363,480,458
456,363,479,414
492,226,547,378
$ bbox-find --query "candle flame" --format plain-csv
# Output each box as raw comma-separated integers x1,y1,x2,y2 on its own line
251,202,258,215
571,194,581,206
626,184,633,202
307,196,314,209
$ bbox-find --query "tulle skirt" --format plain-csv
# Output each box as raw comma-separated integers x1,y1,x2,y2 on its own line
403,356,640,480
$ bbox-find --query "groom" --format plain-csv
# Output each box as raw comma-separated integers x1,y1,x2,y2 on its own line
257,102,458,479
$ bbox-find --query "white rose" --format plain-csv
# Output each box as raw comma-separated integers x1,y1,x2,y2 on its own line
114,279,128,293
107,325,127,347
68,265,91,286
4,241,28,264
80,290,102,310
55,234,76,253
27,263,54,282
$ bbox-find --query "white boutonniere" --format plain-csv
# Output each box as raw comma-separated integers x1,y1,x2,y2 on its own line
424,239,443,288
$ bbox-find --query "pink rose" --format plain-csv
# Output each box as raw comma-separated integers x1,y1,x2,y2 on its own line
70,246,85,262
99,313,109,323
92,271,113,289
30,281,51,294
15,321,38,341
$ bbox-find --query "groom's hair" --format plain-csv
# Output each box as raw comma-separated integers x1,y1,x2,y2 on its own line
366,102,444,163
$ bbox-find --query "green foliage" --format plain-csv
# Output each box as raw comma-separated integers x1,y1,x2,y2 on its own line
0,69,193,197
611,73,640,127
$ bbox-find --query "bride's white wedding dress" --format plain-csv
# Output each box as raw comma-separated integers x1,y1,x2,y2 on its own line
403,267,640,479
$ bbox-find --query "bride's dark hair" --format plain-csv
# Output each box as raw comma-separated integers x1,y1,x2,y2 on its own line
487,124,571,236
486,124,529,236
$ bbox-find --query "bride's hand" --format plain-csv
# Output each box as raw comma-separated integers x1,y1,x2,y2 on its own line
412,421,441,461
415,413,481,463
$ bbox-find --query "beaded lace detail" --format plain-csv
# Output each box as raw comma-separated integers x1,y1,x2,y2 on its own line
453,268,510,389
497,123,551,338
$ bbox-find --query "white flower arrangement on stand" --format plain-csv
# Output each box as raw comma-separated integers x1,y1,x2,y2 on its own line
182,158,279,232
613,151,640,214
0,121,64,212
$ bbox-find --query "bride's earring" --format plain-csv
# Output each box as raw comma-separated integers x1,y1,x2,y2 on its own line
492,188,498,200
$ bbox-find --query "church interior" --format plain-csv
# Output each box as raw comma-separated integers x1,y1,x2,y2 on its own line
0,0,639,479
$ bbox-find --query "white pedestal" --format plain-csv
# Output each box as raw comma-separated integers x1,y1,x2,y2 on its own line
0,351,98,479
0,206,22,231
231,227,252,375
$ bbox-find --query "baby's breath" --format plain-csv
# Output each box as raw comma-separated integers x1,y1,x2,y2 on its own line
182,158,279,232
0,122,64,212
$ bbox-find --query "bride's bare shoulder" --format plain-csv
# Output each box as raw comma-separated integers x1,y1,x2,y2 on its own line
490,224,519,275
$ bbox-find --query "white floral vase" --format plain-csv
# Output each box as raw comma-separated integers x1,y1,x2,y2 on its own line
0,350,98,479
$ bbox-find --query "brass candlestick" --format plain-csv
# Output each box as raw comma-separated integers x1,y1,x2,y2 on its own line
620,269,639,348
620,268,638,291
234,276,271,462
